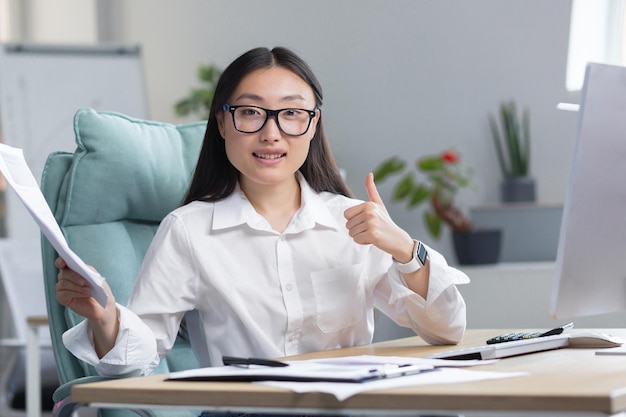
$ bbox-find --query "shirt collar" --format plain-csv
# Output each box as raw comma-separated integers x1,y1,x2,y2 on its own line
212,173,340,232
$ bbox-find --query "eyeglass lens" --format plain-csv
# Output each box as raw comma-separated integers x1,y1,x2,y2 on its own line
233,106,313,136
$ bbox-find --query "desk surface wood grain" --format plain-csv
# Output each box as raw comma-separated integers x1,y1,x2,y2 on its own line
70,329,626,415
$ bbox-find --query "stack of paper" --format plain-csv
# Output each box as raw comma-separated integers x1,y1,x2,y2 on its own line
167,355,525,401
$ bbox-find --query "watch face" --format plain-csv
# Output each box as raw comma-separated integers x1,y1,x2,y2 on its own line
416,242,428,265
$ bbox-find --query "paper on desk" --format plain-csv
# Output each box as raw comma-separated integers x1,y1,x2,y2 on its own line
307,354,496,367
258,367,526,401
167,355,502,387
168,358,436,383
0,144,107,308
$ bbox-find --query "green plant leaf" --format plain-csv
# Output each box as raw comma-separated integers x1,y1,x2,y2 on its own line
198,65,221,83
373,157,406,182
392,173,415,201
174,64,222,119
407,185,430,208
502,101,520,175
489,113,510,176
424,210,442,240
491,100,532,177
418,156,444,172
520,107,531,175
174,98,194,117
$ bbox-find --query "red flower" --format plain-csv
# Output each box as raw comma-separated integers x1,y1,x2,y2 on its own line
441,149,458,164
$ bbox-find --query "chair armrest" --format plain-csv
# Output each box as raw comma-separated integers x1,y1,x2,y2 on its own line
52,375,107,404
52,376,107,417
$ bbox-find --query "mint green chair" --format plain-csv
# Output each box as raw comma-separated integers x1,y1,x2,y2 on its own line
40,108,206,417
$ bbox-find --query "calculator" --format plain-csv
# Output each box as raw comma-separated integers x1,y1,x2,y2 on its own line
486,323,574,345
486,332,544,344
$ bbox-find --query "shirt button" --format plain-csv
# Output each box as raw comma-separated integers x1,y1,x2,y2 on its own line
280,235,286,241
289,333,298,341
285,283,293,291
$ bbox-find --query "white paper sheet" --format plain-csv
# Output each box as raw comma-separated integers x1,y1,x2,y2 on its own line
167,355,495,383
258,367,526,401
306,354,494,367
0,143,107,307
168,359,435,383
167,354,511,401
171,355,426,381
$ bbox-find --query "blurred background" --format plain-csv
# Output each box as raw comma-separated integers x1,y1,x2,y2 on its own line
0,0,622,262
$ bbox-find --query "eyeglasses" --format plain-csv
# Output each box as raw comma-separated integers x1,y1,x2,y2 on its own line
223,104,318,137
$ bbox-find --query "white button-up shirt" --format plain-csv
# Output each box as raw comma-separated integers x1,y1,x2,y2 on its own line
63,176,469,377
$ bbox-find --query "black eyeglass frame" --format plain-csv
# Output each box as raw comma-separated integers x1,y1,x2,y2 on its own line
223,104,318,137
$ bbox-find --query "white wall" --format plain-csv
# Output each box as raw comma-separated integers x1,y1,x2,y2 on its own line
9,0,622,335
14,0,98,43
95,0,579,260
7,0,579,260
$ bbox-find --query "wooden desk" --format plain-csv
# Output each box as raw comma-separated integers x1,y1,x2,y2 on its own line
71,329,626,416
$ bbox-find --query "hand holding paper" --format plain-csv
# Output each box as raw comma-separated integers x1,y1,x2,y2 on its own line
0,143,108,308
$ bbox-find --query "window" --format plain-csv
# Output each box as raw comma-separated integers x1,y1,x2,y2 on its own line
566,0,626,91
0,0,9,41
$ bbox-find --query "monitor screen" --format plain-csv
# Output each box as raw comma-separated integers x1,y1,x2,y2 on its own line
550,62,626,319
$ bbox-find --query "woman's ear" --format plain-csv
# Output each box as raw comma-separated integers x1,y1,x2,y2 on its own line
309,109,321,139
217,112,226,138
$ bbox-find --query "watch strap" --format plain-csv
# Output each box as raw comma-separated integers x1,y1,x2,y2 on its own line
393,240,428,274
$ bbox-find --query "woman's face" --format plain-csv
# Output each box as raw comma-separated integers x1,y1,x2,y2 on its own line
217,66,319,191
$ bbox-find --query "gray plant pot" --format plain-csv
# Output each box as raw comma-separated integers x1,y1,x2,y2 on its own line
452,229,502,265
501,176,536,203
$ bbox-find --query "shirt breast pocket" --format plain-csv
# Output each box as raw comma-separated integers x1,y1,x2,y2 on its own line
311,264,365,333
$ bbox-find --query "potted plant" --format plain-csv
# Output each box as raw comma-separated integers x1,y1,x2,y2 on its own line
489,100,536,203
174,64,222,120
374,149,501,265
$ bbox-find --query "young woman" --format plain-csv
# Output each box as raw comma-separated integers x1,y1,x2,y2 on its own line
56,46,469,378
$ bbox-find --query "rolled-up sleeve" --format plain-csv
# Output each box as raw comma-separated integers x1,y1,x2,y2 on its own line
375,243,470,345
62,304,160,377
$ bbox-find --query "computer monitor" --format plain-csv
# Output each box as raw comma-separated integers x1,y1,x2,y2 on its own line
550,62,626,319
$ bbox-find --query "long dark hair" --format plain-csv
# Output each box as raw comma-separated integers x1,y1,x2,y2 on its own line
182,46,352,205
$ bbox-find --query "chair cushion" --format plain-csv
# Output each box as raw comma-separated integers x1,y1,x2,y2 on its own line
56,108,206,226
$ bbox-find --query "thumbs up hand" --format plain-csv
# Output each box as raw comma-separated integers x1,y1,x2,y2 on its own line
344,173,414,262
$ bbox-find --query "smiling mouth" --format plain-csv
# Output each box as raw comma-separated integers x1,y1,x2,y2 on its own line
254,152,286,160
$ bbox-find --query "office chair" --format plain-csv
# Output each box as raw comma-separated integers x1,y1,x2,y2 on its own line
40,108,206,417
0,238,57,417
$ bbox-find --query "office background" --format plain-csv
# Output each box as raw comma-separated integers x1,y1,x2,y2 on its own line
10,0,626,333
2,4,625,416
2,0,581,261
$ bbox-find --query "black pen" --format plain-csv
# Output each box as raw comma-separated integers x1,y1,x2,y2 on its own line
540,322,574,337
222,355,289,367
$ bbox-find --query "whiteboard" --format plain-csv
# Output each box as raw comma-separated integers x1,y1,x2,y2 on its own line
0,43,148,239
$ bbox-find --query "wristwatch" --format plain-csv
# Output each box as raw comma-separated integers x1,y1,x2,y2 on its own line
393,240,428,274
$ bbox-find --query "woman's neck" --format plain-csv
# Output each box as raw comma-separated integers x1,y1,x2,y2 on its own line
240,176,302,233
